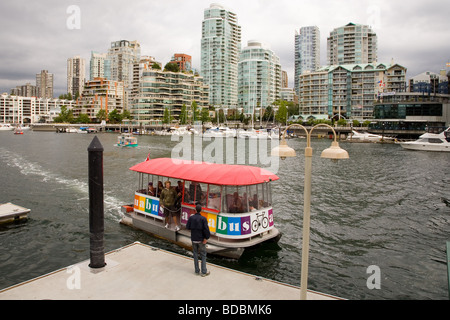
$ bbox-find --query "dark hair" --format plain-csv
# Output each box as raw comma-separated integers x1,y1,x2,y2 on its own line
195,204,202,213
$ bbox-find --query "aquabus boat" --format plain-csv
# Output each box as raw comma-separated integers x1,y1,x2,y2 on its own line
120,157,281,259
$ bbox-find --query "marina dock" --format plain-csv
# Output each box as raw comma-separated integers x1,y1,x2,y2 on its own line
0,203,30,224
0,242,341,300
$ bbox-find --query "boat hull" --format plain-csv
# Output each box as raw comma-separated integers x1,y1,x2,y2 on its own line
120,209,281,259
399,142,450,152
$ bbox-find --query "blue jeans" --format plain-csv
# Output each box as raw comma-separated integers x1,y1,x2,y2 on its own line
192,242,207,274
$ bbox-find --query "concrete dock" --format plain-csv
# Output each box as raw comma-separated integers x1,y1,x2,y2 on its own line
0,203,30,224
0,242,341,300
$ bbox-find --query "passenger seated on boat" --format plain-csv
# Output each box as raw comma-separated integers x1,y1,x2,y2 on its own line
207,193,220,210
249,194,258,209
228,192,243,213
148,182,156,197
157,181,163,197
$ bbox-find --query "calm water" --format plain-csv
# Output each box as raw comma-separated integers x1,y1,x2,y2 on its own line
0,130,449,299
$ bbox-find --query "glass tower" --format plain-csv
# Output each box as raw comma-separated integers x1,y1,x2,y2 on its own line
294,26,320,96
238,41,281,115
201,4,241,108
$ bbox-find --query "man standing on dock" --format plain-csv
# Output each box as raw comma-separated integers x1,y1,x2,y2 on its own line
186,204,211,277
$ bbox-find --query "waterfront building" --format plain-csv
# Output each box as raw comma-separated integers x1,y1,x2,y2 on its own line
408,70,449,94
74,78,124,122
89,51,111,80
132,55,161,103
10,83,38,97
107,40,141,108
170,54,192,72
67,55,86,98
238,40,281,115
0,93,75,124
132,65,209,124
327,23,377,66
201,3,241,109
294,26,320,96
370,92,450,136
36,70,54,99
298,62,407,120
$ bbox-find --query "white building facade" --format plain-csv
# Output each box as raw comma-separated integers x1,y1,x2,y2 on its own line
0,93,75,124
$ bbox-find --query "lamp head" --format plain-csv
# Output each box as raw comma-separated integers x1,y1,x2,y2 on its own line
271,138,296,160
321,141,349,161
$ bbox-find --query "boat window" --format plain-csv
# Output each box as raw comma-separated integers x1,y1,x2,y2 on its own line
247,183,271,210
428,138,443,144
206,184,221,211
184,181,207,207
223,186,249,213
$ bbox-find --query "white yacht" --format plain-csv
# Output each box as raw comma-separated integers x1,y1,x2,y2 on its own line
398,127,450,152
347,130,393,142
0,123,14,131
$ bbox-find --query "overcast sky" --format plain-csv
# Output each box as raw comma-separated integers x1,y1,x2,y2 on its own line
1,0,449,97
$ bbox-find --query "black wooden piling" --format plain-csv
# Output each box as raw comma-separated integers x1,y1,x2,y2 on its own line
87,136,106,268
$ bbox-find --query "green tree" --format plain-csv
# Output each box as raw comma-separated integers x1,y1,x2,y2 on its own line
151,62,161,70
163,107,172,124
108,109,121,123
275,102,288,124
180,104,187,125
75,113,90,123
96,109,107,123
164,62,179,73
200,107,210,123
53,105,74,123
122,109,131,121
218,109,225,124
191,101,199,123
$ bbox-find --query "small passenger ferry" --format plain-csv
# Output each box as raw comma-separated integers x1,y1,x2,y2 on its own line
120,157,281,259
117,133,138,147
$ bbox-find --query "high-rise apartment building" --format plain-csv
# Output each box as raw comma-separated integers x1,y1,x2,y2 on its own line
132,64,209,124
67,55,86,98
74,78,124,122
90,51,111,80
238,40,281,115
294,26,320,96
327,22,377,65
36,70,54,99
107,40,141,108
298,62,406,120
201,3,241,108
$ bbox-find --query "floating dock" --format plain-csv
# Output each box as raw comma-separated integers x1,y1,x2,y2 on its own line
0,242,341,300
0,203,30,224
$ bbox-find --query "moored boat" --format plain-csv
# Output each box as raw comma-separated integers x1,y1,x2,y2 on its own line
120,157,281,259
0,123,14,131
397,126,450,152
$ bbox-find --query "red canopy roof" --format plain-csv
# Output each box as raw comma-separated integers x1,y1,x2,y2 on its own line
129,158,279,186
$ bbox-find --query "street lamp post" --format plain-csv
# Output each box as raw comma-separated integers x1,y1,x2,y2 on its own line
271,123,349,300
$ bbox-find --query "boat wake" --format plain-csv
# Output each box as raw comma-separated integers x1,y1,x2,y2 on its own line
0,147,124,222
